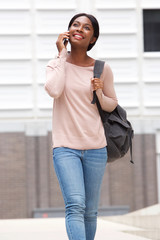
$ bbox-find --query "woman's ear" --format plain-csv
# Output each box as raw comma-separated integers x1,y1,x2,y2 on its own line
90,36,97,44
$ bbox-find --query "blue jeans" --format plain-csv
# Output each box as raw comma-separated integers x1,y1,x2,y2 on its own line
53,147,107,240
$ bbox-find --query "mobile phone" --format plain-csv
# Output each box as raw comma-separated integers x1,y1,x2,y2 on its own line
64,39,68,45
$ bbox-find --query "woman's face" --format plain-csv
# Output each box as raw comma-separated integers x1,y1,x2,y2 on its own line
69,16,96,50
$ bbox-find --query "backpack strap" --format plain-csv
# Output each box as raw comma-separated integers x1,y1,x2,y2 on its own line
129,129,134,164
91,60,105,104
91,60,107,123
130,139,134,164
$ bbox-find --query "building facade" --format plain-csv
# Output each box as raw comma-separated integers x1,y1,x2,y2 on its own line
0,0,160,218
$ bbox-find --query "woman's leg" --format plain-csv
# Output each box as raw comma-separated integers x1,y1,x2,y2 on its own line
82,147,107,240
53,147,86,240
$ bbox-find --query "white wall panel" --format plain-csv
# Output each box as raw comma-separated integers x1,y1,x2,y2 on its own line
0,86,33,110
35,0,76,9
36,35,58,59
0,0,30,9
0,36,32,59
143,58,160,83
37,109,52,118
36,10,75,34
0,10,31,34
0,109,33,118
0,60,32,84
143,107,160,116
95,0,136,9
115,84,139,108
37,86,53,109
37,86,53,117
96,9,137,33
107,59,138,83
143,83,160,107
141,0,160,8
97,34,137,58
37,60,47,84
143,106,160,115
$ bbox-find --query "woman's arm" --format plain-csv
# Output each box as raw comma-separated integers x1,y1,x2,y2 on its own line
45,31,70,98
92,63,118,112
45,48,67,98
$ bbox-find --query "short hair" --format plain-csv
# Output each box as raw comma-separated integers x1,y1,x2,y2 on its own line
68,13,99,51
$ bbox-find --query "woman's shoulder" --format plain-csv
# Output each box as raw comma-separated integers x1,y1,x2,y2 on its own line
103,62,113,74
46,58,60,70
101,61,113,80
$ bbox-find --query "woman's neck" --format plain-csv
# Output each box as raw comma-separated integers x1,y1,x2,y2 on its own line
67,47,94,67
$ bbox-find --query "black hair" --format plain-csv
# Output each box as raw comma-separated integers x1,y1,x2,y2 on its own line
68,13,99,51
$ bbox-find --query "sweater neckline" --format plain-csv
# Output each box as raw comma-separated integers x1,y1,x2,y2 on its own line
66,61,94,69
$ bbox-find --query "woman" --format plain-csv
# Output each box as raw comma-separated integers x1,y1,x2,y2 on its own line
45,13,118,240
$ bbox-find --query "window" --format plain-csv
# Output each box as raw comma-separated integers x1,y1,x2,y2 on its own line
143,9,160,52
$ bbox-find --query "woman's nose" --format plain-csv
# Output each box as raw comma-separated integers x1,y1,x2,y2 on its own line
77,25,83,32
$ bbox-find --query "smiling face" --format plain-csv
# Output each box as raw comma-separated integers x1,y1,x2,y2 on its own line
69,16,96,51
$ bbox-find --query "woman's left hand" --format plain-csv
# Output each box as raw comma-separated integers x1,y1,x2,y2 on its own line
91,78,103,91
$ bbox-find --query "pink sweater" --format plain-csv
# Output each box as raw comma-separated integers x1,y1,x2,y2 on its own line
45,48,118,150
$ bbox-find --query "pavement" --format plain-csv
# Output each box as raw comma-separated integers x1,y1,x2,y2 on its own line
0,217,151,240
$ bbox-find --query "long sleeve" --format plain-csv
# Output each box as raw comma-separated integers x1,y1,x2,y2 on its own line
45,48,67,99
96,63,118,112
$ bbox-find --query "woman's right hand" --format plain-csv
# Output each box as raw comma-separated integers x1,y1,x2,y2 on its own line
56,31,70,54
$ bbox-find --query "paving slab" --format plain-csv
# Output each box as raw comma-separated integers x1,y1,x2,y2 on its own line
0,217,151,240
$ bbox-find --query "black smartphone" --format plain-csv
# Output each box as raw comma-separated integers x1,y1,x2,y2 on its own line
64,39,68,45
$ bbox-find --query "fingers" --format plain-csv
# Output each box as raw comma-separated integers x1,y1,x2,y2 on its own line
65,31,70,39
91,78,103,90
57,31,70,42
56,31,70,53
61,31,70,41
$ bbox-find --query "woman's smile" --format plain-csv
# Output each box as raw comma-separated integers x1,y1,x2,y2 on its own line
73,34,84,40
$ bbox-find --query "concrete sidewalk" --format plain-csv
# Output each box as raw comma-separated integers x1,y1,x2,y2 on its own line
0,217,150,240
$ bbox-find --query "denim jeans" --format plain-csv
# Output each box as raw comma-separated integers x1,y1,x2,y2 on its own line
53,147,107,240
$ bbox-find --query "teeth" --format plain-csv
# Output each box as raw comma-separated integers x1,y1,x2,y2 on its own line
74,35,83,39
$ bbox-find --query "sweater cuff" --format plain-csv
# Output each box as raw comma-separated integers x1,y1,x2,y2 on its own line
58,48,68,59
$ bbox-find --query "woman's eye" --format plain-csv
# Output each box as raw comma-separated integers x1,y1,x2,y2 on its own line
73,23,78,27
84,26,90,30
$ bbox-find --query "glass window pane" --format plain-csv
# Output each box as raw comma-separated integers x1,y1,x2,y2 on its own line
143,9,160,52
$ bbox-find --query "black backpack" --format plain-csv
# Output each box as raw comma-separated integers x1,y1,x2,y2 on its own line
92,60,134,163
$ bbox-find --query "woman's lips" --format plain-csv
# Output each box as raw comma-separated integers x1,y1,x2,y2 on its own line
73,34,84,40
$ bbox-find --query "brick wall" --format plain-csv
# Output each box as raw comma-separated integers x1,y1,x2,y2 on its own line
0,133,27,218
0,132,158,219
